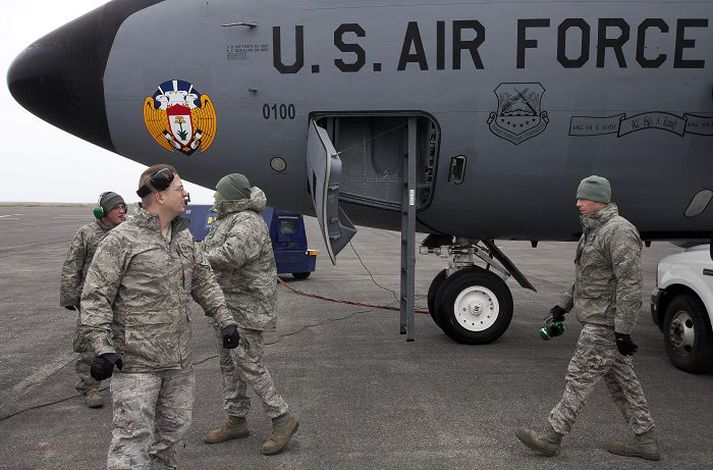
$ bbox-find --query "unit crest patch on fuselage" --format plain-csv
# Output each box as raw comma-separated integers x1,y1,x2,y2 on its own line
143,79,217,155
487,82,548,145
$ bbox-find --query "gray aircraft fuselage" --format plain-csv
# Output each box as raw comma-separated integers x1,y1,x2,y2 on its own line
8,0,713,242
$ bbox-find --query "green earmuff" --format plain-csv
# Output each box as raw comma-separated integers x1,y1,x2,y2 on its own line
93,205,106,219
93,192,109,219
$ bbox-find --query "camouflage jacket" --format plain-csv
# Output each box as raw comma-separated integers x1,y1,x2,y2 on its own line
60,220,113,308
559,203,643,334
203,187,278,331
80,207,235,372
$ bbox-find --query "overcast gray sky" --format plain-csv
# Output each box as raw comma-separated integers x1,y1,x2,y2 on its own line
0,1,214,203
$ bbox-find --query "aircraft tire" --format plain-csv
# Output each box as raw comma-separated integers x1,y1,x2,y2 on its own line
292,272,311,280
434,268,513,344
663,294,713,373
427,269,448,326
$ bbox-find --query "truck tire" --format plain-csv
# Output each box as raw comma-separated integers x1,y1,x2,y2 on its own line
663,293,713,373
292,272,311,280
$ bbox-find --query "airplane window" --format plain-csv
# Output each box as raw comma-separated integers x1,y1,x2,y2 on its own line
685,190,713,217
270,156,287,172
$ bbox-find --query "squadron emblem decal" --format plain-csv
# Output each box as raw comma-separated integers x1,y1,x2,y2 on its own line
143,79,217,155
487,82,548,145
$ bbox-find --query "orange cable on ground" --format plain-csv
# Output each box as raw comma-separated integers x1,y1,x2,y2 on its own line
276,276,430,314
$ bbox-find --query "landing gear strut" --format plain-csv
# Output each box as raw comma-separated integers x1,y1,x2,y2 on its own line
422,237,536,344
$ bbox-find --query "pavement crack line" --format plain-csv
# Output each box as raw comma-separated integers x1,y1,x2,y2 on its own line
0,309,369,422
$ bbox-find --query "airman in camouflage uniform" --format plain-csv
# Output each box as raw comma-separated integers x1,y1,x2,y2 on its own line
60,191,126,408
202,173,298,455
515,175,660,461
80,165,240,470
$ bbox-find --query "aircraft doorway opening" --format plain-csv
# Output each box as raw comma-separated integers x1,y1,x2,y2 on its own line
308,113,438,340
315,114,440,212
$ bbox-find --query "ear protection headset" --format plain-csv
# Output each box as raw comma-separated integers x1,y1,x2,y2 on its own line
136,168,190,204
136,168,174,198
93,192,109,219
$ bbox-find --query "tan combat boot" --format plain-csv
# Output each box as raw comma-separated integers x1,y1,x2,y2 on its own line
84,389,103,408
514,426,563,456
606,429,661,461
262,413,299,455
203,416,250,444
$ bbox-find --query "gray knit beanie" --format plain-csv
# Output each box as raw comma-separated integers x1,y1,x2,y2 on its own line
576,175,611,203
100,191,125,213
215,173,251,201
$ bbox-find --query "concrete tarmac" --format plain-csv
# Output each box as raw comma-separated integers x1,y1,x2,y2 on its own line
0,205,711,469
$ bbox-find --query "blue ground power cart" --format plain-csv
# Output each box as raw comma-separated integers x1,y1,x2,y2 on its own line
184,205,318,279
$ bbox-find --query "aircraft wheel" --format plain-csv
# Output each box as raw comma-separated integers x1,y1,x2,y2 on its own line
664,294,713,373
434,268,513,344
427,269,447,326
292,272,311,280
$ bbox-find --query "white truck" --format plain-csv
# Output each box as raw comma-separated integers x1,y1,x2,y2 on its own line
651,244,713,373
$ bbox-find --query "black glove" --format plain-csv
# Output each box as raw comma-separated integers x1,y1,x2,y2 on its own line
64,305,77,311
615,333,638,356
90,353,123,381
221,325,240,349
549,305,566,323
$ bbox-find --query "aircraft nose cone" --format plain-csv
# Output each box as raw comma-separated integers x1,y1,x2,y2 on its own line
7,5,115,151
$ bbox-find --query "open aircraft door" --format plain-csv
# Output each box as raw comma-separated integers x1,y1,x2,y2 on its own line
306,119,357,264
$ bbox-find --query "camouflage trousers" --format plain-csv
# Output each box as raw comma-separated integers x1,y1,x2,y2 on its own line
72,310,100,394
214,327,289,419
107,367,195,470
548,324,655,435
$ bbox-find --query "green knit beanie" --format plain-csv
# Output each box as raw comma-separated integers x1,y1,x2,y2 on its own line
576,175,611,203
100,191,125,213
215,173,251,201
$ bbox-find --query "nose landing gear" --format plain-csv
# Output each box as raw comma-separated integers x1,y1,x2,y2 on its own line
423,237,536,344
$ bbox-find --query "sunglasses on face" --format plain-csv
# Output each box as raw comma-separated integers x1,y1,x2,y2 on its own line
136,168,175,198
